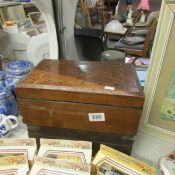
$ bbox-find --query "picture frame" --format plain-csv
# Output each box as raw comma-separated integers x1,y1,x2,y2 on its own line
139,0,175,142
28,12,45,26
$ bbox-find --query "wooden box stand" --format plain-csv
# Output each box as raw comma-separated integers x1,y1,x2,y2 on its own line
16,59,144,155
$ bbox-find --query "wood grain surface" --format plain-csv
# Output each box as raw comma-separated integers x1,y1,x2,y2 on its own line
16,59,144,135
16,59,144,107
28,125,134,155
18,98,142,135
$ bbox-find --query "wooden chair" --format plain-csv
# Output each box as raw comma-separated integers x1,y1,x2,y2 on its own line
80,0,93,28
100,17,158,62
135,11,160,28
103,10,143,50
114,17,158,57
124,10,144,36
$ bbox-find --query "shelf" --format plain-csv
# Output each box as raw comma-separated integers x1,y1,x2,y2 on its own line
0,1,21,8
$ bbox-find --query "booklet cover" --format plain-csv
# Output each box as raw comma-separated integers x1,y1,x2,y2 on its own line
29,156,91,175
38,138,92,164
0,155,29,175
92,144,156,175
0,138,37,164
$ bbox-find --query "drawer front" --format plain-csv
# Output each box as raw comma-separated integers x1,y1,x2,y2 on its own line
18,99,142,135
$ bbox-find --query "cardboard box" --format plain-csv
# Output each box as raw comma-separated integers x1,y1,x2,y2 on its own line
29,156,91,175
0,138,37,164
92,145,156,175
0,155,29,175
37,138,92,164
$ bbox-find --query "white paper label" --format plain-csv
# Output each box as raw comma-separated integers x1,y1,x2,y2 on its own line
88,113,105,122
104,86,115,90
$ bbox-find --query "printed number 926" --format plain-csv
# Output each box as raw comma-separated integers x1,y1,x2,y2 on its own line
88,113,105,122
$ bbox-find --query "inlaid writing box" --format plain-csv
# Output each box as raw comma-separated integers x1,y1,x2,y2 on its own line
15,59,144,136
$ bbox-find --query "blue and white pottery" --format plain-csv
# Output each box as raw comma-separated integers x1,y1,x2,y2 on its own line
5,60,34,92
0,114,19,138
6,60,34,75
0,71,5,87
0,86,19,116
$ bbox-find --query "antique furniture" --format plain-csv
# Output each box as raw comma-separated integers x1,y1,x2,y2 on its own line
100,10,154,61
135,11,159,27
104,10,144,47
114,17,158,57
16,59,144,154
80,0,93,28
74,27,105,61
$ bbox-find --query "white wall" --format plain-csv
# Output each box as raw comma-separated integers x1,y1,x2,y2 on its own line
132,131,175,174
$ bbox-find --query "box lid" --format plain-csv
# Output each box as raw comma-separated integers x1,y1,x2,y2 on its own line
15,59,144,108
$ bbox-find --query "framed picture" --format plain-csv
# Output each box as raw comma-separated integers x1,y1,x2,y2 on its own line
139,0,175,142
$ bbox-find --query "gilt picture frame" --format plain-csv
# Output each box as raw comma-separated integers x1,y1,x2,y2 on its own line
139,0,175,142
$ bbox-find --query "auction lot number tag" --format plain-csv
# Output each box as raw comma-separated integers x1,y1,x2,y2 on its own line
88,113,105,122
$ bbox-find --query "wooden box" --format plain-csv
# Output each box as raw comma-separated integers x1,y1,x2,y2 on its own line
16,59,144,154
15,59,144,136
27,126,134,155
